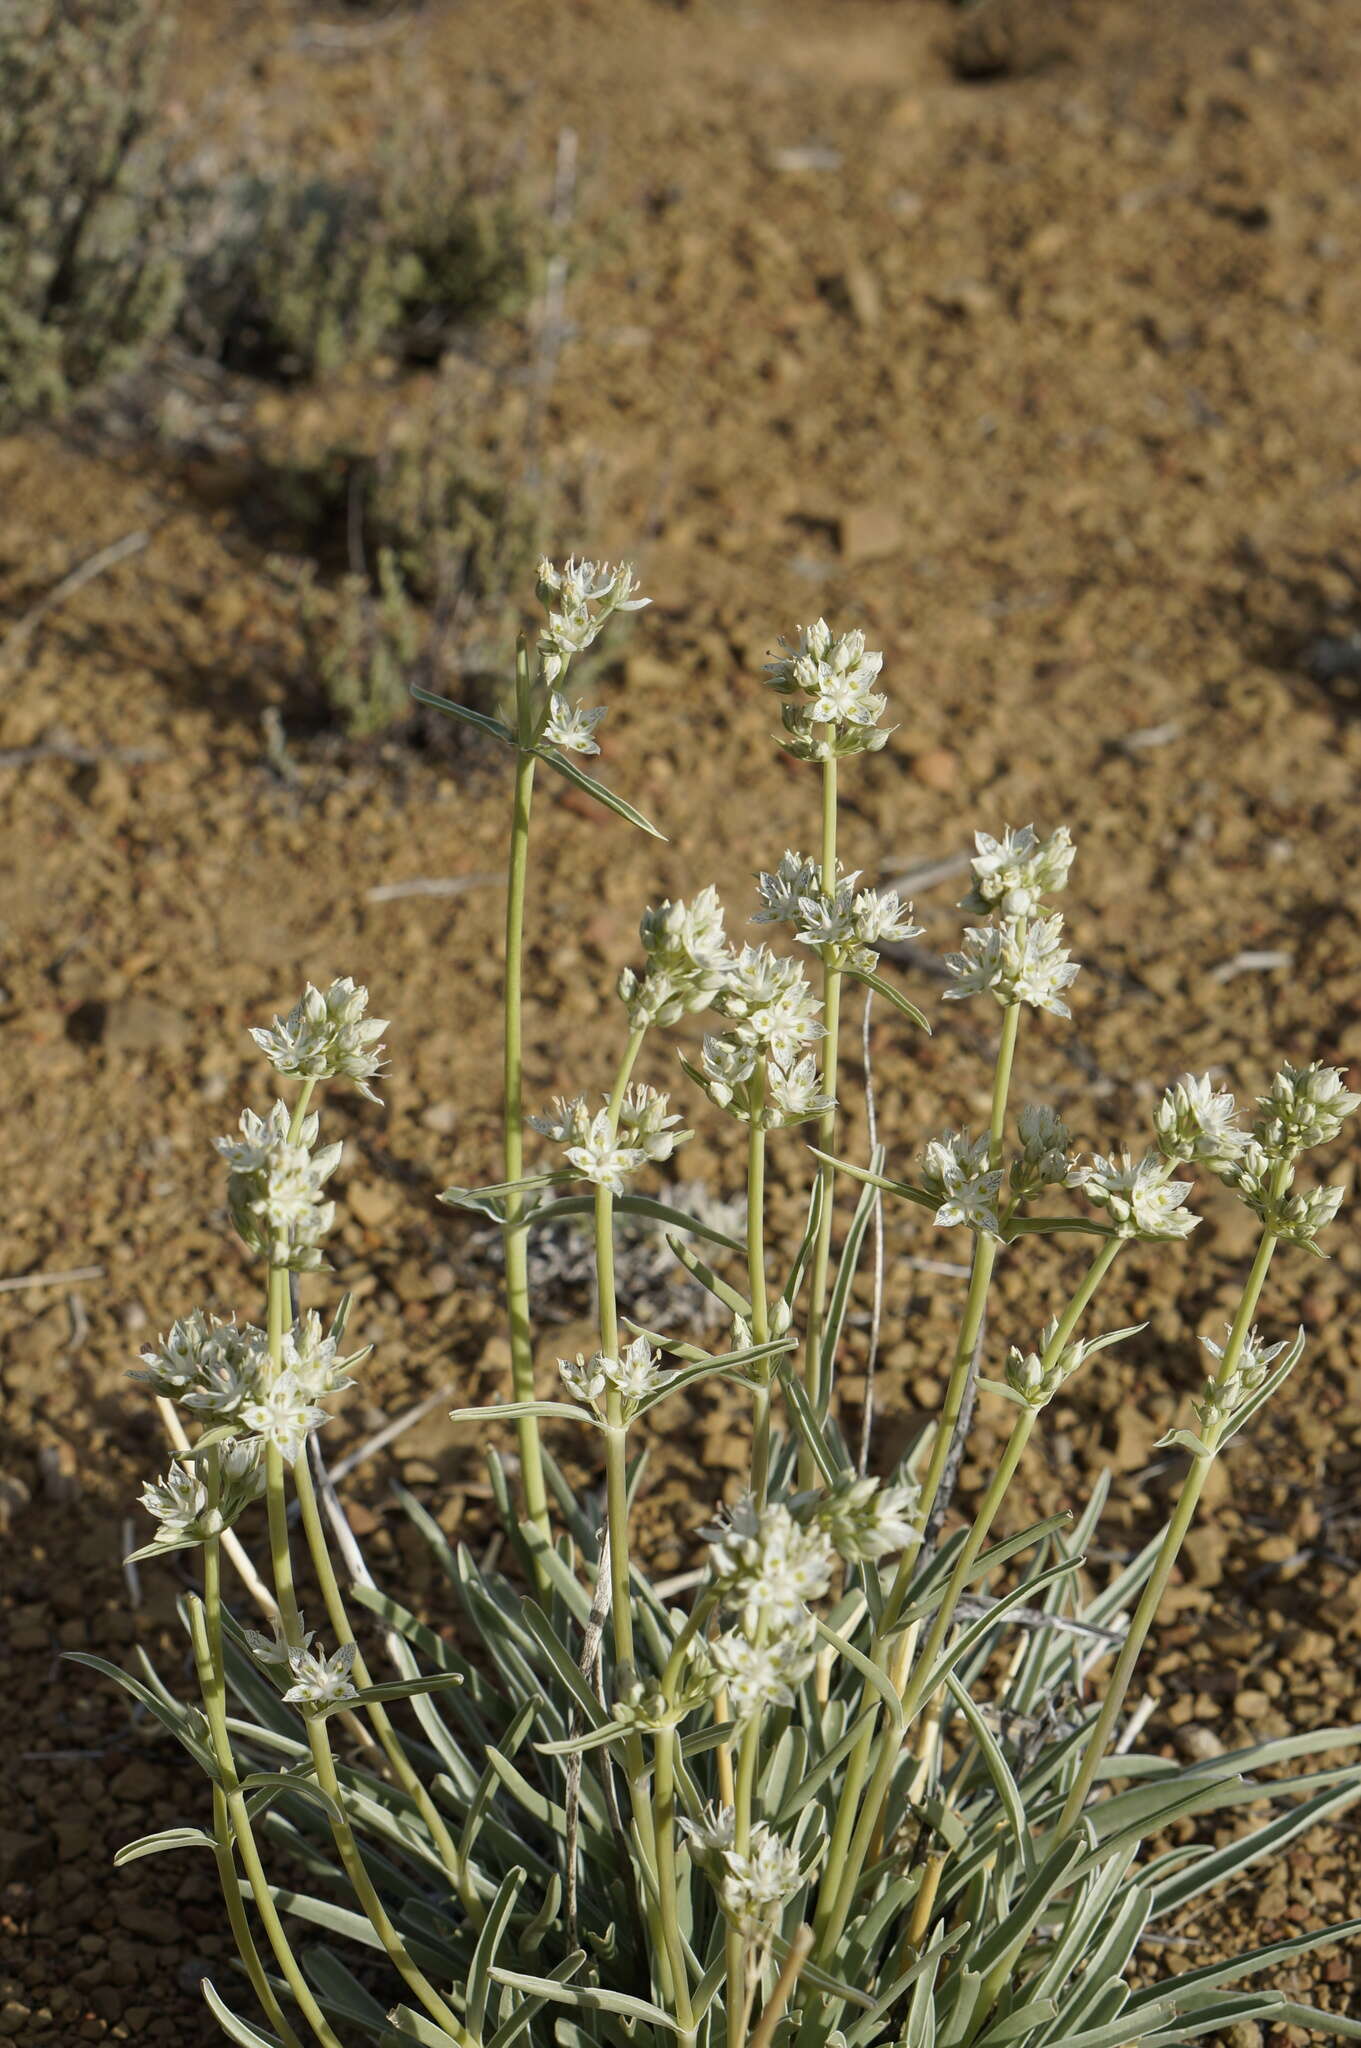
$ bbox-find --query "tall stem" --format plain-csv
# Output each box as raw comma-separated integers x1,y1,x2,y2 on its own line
190,1597,343,2048
803,747,841,1464
747,1074,772,1504
810,1000,1023,1952
1055,1217,1280,1835
292,1451,472,1905
503,644,551,1550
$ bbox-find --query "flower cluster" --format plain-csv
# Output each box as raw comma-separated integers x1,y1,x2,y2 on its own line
705,1501,835,1722
558,1335,673,1421
1225,1147,1345,1249
619,887,731,1029
763,619,891,760
1155,1073,1246,1173
250,978,387,1103
754,850,921,972
529,1085,691,1194
536,556,649,670
921,1130,1003,1236
1010,1105,1073,1199
684,943,833,1129
1254,1061,1360,1159
1003,1318,1138,1409
680,1808,809,1935
216,1103,342,1271
960,825,1074,919
808,1474,918,1563
1074,1153,1199,1241
132,1309,360,1462
1194,1323,1289,1433
945,913,1079,1018
612,1641,713,1734
138,1439,264,1552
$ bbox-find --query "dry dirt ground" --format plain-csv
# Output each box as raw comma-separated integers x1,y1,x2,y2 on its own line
3,0,1361,2040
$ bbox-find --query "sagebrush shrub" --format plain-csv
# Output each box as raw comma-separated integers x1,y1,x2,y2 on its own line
0,0,183,426
92,563,1361,2048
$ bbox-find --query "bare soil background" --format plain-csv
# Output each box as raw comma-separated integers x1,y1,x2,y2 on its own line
3,0,1361,2040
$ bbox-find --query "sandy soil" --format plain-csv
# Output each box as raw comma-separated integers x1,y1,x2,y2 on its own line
3,0,1361,2040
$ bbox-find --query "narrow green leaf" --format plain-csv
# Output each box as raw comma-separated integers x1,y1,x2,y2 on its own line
450,1400,593,1429
486,1952,587,2048
313,1672,465,1719
664,1233,750,1317
114,1826,217,1865
944,1673,1032,1875
815,1618,904,1736
469,1870,525,2037
200,1980,285,2048
533,743,667,839
409,684,516,746
840,963,931,1033
807,1147,937,1211
489,1964,682,2029
776,1360,847,1484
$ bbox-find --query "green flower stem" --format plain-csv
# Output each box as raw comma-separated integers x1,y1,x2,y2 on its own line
198,1459,307,2048
592,1024,671,1990
188,1596,343,2048
728,1708,765,2048
262,1264,473,2040
503,645,551,1553
290,1451,472,1905
652,1723,696,2040
810,1003,1025,1952
747,1072,773,1505
802,745,841,1475
815,1233,1124,1963
1054,1213,1282,1837
304,1708,478,2045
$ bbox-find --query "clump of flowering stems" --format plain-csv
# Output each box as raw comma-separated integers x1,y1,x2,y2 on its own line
91,567,1361,2048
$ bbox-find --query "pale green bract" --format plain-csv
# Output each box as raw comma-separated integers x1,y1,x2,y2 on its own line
93,562,1361,2048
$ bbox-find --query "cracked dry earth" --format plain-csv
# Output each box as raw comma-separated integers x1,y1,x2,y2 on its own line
3,0,1361,2040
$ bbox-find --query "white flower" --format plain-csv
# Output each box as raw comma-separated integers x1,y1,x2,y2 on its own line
961,825,1075,918
711,1627,816,1720
1010,1105,1072,1198
921,1131,1003,1236
1273,1181,1345,1248
754,850,821,926
697,1034,758,1110
767,1053,835,1128
1254,1062,1360,1160
537,557,649,660
1075,1152,1198,1241
215,1104,342,1272
618,1084,692,1164
282,1640,358,1709
718,1823,806,1932
814,1475,919,1562
526,1094,593,1145
603,1334,670,1408
139,1462,208,1544
543,692,607,756
680,1803,738,1860
564,1109,649,1194
1155,1074,1246,1172
558,1351,609,1408
706,1500,836,1635
238,1370,329,1464
245,1614,311,1668
945,914,1079,1018
250,978,388,1103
